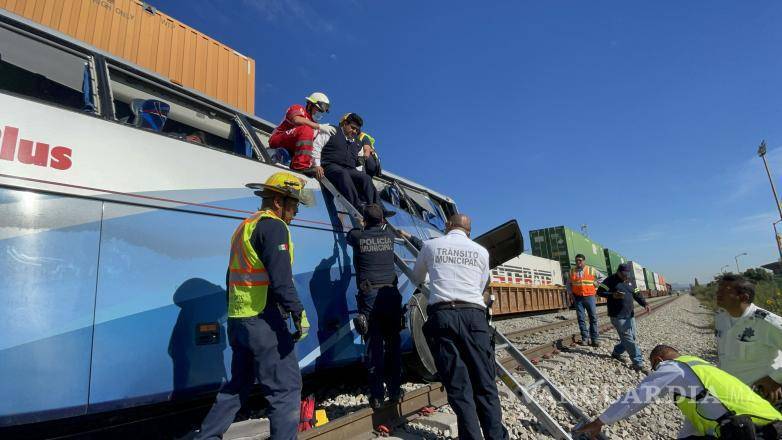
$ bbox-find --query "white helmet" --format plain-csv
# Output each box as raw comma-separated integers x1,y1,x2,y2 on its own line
305,92,330,113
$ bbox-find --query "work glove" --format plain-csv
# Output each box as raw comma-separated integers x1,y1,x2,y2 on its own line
318,124,336,136
291,310,310,342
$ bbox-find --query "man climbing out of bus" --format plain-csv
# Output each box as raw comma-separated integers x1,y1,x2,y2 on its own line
411,214,509,440
318,112,394,217
346,204,403,409
597,263,650,373
195,172,310,440
576,344,782,439
567,254,605,347
269,92,336,171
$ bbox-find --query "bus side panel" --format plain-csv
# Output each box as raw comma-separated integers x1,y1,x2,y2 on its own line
0,189,101,425
88,202,237,410
291,222,362,373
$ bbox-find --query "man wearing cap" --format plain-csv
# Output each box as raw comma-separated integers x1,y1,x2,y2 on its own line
411,214,509,440
597,263,651,373
566,254,606,347
317,113,393,216
346,204,403,409
269,92,337,171
195,172,309,440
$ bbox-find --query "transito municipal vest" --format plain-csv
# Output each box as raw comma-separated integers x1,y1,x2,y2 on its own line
673,355,782,436
227,210,294,318
570,266,597,296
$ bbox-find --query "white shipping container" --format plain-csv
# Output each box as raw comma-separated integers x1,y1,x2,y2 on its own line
627,261,647,291
654,273,664,291
492,253,564,286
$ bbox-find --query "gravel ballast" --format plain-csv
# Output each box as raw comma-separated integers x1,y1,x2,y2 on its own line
405,295,715,439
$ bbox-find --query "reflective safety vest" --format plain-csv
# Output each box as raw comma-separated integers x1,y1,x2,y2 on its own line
570,266,597,296
227,210,294,318
673,355,782,437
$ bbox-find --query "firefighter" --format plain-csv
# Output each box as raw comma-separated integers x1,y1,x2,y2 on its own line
577,344,782,439
411,214,509,440
195,172,310,440
268,92,336,171
346,204,402,409
357,131,381,177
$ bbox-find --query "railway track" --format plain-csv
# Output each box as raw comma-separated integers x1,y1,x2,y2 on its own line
300,294,682,440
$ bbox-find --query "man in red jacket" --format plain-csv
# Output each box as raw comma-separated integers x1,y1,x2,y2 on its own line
269,92,336,171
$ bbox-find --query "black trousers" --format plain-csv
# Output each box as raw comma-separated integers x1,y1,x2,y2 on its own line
423,307,508,440
357,285,402,400
195,310,301,440
324,163,379,209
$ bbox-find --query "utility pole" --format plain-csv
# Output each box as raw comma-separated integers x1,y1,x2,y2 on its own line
774,220,782,263
735,252,747,273
758,141,782,261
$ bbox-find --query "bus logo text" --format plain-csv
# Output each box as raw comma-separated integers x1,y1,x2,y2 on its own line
0,126,73,171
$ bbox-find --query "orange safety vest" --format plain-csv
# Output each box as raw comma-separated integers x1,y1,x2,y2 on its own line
570,266,597,296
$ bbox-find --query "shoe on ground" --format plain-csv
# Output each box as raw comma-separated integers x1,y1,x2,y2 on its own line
576,339,588,346
611,353,623,361
631,364,650,375
369,396,384,410
589,341,601,348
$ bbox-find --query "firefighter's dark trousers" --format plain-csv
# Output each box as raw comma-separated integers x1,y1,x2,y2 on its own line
358,285,402,401
196,310,301,440
423,306,508,440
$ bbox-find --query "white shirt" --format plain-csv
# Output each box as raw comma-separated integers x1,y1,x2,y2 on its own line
411,229,490,307
599,360,728,438
715,303,782,385
312,129,330,167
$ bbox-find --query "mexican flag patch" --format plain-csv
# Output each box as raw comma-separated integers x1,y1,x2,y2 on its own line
278,244,289,251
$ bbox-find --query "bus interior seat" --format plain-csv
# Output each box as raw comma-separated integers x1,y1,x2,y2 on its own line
131,98,170,132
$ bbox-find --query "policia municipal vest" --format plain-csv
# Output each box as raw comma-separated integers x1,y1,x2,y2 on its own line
569,266,597,296
227,210,294,318
673,355,782,437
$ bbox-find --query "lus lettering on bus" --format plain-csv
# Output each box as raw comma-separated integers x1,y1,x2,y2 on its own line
0,125,72,170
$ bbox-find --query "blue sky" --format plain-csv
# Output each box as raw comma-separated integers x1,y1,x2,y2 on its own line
157,0,782,285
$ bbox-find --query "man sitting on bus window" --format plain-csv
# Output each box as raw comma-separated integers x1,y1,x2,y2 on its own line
318,113,394,217
268,92,336,171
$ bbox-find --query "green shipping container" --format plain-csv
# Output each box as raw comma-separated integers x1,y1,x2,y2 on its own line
530,226,608,276
603,248,627,275
643,268,656,292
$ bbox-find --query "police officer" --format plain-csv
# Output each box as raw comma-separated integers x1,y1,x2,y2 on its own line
346,204,402,409
715,274,782,405
411,214,508,440
195,172,309,440
577,344,782,439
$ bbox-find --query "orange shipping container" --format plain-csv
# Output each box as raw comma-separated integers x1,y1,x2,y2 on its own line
0,0,255,113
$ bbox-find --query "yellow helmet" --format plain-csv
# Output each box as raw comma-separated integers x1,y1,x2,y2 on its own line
246,172,311,204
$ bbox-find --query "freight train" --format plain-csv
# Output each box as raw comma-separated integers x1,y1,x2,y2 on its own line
486,226,671,317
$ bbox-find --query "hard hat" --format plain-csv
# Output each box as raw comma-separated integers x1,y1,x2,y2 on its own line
246,172,311,205
305,92,330,113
